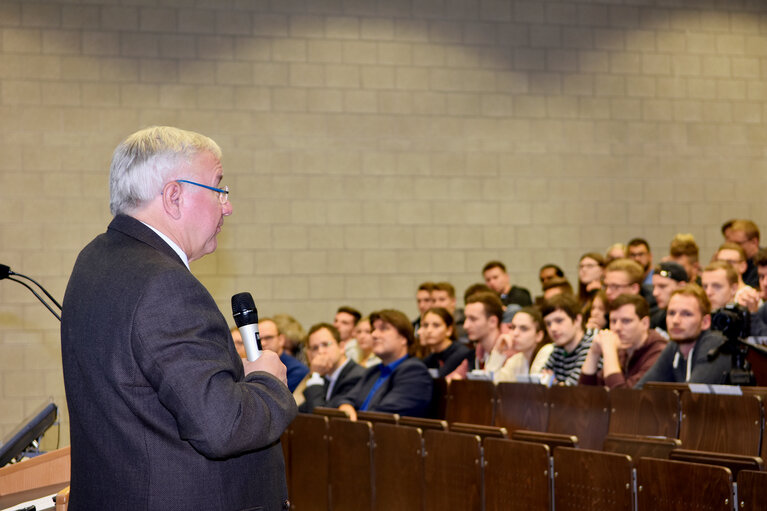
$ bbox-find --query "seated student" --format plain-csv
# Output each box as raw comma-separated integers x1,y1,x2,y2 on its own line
650,261,688,334
463,292,507,373
338,309,433,420
738,248,767,336
701,261,738,312
353,316,381,368
540,293,594,386
420,307,472,378
583,289,609,332
578,252,606,307
579,294,667,389
259,317,309,392
298,323,366,413
494,307,554,383
636,284,729,387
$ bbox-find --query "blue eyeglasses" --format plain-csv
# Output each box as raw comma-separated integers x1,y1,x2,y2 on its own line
176,179,230,205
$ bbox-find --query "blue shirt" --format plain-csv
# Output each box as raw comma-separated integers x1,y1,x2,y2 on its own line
360,355,408,411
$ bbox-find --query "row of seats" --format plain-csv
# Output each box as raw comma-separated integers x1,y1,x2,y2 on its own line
282,411,766,511
442,379,767,461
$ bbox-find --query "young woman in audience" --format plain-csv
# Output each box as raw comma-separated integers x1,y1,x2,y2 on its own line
493,307,553,382
353,316,381,368
578,252,606,306
584,289,609,332
419,307,472,378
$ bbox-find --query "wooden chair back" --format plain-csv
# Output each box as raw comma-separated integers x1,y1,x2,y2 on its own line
327,419,374,511
288,414,329,511
679,392,762,456
547,385,610,450
484,438,551,511
373,423,424,511
445,378,496,425
737,470,767,511
423,429,482,511
495,382,549,433
553,447,633,511
636,458,733,511
608,386,681,438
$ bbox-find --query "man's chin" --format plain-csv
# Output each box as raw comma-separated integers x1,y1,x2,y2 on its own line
672,336,697,344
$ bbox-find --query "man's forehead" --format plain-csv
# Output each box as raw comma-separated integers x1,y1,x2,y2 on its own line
668,294,699,311
612,304,639,320
335,312,354,322
652,275,673,286
309,328,336,345
702,269,727,282
605,271,630,283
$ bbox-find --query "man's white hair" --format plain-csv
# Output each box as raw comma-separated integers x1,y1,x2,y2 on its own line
109,126,222,215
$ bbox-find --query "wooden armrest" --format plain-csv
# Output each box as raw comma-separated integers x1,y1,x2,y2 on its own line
511,430,578,449
669,449,764,477
450,423,508,439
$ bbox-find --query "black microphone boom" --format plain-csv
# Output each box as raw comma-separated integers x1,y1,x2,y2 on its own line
1,264,62,322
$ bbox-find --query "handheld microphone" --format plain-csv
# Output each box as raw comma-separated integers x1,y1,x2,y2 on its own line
231,292,262,361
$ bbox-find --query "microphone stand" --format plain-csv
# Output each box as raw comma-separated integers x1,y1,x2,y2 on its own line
1,264,62,322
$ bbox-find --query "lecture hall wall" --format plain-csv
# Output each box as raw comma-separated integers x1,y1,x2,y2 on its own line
1,0,767,443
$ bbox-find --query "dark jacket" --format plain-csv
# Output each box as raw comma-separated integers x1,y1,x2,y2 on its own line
340,357,433,417
422,342,473,378
61,215,297,511
579,330,667,388
299,359,366,413
636,329,729,388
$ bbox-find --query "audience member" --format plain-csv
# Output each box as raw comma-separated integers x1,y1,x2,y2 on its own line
299,323,365,413
462,292,506,373
605,243,627,264
541,294,594,386
259,318,309,392
542,277,574,300
627,238,654,286
338,310,433,419
740,248,767,336
669,233,701,284
650,261,688,333
539,264,565,289
433,281,468,344
272,313,307,364
701,261,738,311
420,307,472,378
577,252,605,306
637,285,729,387
353,316,381,368
603,258,644,304
482,260,533,307
583,290,609,331
334,306,362,362
412,281,437,336
715,242,754,300
463,282,493,303
579,294,666,388
230,326,247,359
724,219,760,288
493,307,554,383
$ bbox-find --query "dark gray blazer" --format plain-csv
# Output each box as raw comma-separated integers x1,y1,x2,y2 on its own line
61,215,297,511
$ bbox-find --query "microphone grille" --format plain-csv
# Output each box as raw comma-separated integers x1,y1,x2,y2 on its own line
231,292,255,315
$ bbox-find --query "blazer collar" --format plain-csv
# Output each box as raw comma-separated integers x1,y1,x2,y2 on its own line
108,214,187,269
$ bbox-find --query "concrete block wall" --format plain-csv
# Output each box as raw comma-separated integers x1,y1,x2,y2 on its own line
1,0,767,443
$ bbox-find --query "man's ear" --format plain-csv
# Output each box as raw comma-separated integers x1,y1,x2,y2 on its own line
701,313,712,331
161,181,183,219
630,283,641,295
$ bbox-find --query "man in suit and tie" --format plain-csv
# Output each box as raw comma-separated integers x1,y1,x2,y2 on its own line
61,126,297,511
299,323,365,413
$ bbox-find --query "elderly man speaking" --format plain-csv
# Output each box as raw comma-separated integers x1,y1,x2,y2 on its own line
61,126,297,511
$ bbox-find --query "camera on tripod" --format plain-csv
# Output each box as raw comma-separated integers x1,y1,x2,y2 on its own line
708,303,755,386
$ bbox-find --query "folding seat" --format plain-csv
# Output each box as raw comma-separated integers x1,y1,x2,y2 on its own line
288,414,329,511
373,423,425,511
327,419,374,511
483,438,551,511
495,382,549,433
736,469,767,511
636,457,733,511
553,447,633,511
445,379,496,425
423,429,482,511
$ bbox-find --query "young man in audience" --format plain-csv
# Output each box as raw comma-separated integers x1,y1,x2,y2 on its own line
298,323,365,413
540,293,594,386
539,264,565,289
338,309,432,419
334,305,362,363
724,219,761,288
669,233,701,284
541,277,574,300
701,261,739,312
715,242,755,298
259,317,310,392
412,281,436,336
637,284,729,387
462,291,506,373
579,294,666,388
739,248,767,337
603,258,644,304
627,238,654,286
482,260,533,307
650,261,688,333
